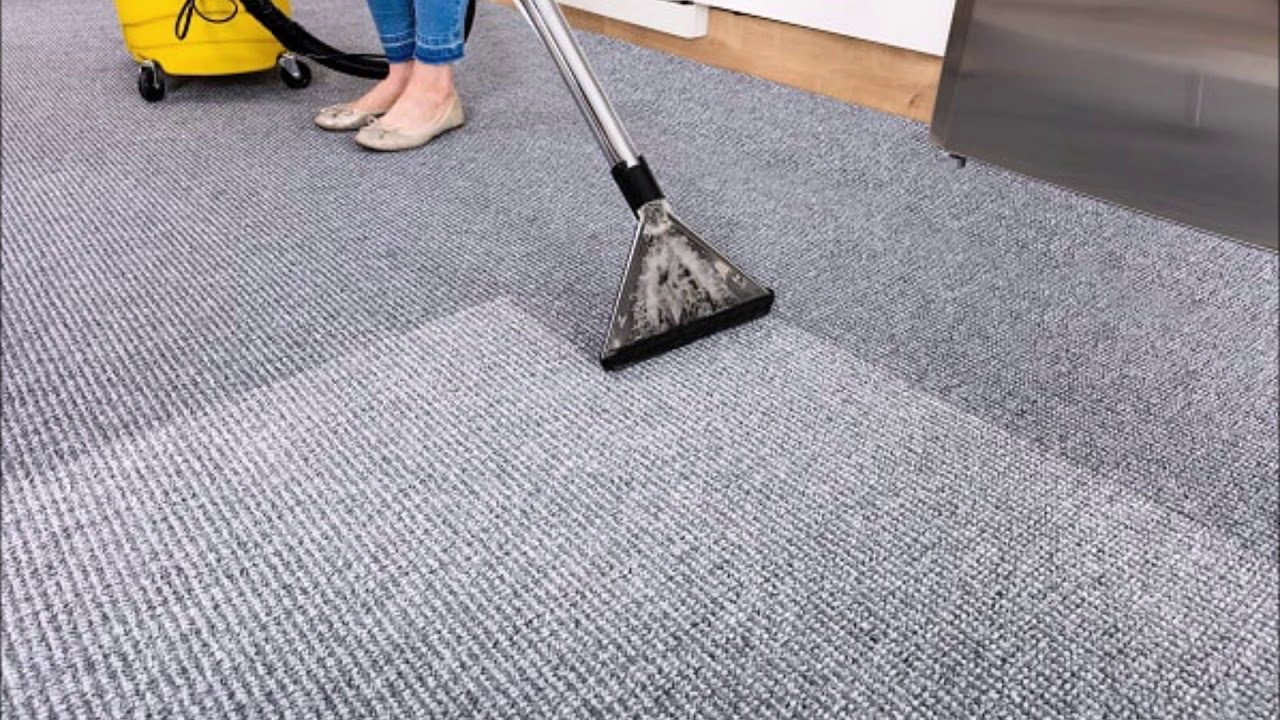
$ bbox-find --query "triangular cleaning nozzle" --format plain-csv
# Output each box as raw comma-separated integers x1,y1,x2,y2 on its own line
600,201,774,369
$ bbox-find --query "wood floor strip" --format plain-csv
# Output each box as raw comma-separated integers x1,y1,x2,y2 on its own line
486,0,942,122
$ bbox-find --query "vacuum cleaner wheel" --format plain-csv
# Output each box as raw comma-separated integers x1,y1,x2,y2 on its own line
277,53,312,90
137,62,166,103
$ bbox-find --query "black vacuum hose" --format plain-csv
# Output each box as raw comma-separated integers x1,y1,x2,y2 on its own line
240,0,477,79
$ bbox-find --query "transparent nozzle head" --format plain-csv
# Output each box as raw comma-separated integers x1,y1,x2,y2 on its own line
601,201,773,365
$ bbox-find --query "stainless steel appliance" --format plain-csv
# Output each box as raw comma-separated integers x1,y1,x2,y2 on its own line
931,0,1279,250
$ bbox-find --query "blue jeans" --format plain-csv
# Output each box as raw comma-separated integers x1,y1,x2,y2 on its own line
367,0,468,65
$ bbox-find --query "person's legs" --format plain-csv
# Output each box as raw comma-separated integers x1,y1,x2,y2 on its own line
349,0,418,113
377,0,469,130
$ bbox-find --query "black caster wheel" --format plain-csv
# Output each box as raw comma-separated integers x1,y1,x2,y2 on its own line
949,153,968,169
138,62,166,102
278,54,312,90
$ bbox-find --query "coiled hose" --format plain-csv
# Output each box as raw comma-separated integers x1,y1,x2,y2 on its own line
238,0,476,79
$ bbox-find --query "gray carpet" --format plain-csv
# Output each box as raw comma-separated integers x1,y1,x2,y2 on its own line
1,0,1277,717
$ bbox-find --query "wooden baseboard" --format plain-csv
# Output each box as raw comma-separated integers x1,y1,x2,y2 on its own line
486,0,941,122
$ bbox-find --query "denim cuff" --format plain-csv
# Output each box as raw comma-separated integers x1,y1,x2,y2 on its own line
385,47,416,63
414,38,465,65
381,33,416,63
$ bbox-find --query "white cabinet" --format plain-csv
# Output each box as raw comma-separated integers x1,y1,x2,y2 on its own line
560,0,957,55
558,0,709,39
706,0,956,55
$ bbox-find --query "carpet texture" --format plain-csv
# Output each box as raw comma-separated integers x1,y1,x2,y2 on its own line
2,0,1278,717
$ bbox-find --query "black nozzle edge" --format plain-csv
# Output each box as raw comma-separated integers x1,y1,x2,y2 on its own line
599,289,775,371
611,157,665,215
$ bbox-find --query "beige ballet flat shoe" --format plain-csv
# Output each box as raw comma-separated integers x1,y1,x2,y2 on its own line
354,95,465,152
313,103,382,132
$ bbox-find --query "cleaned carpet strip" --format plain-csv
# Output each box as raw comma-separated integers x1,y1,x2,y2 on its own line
3,301,1274,717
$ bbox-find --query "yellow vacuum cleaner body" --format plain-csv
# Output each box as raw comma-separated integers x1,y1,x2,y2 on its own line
114,0,310,101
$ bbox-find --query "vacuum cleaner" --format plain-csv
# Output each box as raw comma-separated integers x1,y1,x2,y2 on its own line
116,0,313,101
512,0,774,369
121,0,476,100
